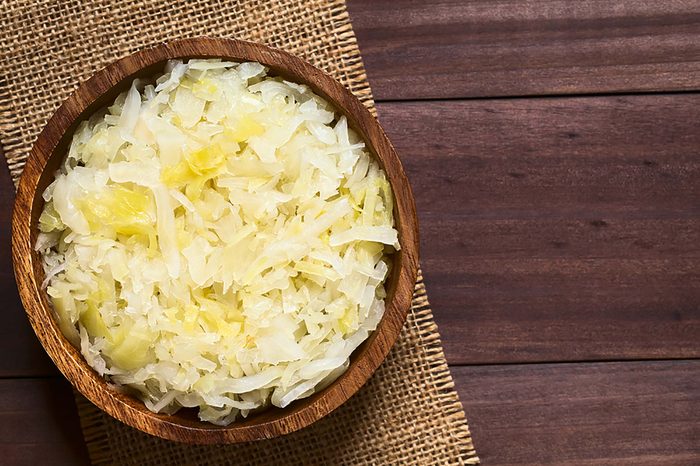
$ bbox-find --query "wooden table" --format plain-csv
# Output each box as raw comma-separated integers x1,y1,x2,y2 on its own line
1,1,698,464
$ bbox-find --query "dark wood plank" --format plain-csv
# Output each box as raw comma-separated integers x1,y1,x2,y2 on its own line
1,94,699,373
455,360,700,465
376,93,700,364
0,377,89,466
0,163,56,377
0,362,695,466
347,0,700,100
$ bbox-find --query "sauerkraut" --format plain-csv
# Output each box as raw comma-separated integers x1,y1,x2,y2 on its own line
36,59,399,425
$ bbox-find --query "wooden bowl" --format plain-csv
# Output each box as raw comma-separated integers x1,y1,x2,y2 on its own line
11,38,419,444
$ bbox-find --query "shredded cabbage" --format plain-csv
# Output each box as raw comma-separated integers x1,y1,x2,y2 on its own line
36,59,399,425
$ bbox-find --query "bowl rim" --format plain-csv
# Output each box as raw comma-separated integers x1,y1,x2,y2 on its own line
11,37,419,444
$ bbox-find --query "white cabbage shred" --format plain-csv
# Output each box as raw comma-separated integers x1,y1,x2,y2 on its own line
36,59,399,425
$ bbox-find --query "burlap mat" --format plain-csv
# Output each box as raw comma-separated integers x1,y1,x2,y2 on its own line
0,1,479,464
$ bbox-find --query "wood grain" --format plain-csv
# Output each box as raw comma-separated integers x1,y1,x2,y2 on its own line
0,362,696,466
376,94,700,364
347,0,700,100
0,164,56,377
0,378,89,466
10,38,419,443
455,360,700,465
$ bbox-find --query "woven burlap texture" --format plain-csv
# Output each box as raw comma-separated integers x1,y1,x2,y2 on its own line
0,1,479,464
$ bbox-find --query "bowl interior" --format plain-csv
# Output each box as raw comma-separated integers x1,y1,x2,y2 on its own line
15,38,418,443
